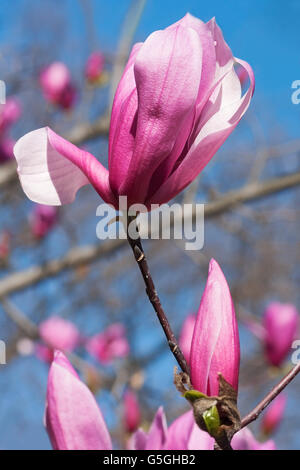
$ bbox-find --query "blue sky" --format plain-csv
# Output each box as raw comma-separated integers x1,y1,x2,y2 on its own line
0,0,300,450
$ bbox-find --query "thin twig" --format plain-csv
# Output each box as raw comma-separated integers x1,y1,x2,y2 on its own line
241,361,300,427
126,216,189,375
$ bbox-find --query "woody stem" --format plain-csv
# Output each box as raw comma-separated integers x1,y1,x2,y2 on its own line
126,215,189,375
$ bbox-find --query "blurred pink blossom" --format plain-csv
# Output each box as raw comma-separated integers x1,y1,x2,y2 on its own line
0,230,11,262
261,393,287,436
85,51,105,83
231,427,276,450
36,316,80,363
86,323,129,364
264,302,299,367
0,137,15,163
123,389,141,433
0,97,21,134
30,204,58,239
39,62,77,110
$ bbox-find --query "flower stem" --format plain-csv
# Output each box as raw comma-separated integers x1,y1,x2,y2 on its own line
126,215,189,375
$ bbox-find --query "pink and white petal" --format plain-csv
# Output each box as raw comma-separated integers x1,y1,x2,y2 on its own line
120,25,202,204
206,18,235,81
149,60,254,206
14,127,116,206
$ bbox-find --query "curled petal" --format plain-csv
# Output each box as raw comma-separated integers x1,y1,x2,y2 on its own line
14,127,116,206
150,59,254,206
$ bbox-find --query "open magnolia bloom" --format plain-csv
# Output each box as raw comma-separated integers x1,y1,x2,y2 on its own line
14,13,254,210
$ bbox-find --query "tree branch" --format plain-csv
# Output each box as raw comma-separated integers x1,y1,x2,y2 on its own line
1,171,300,297
241,361,300,427
126,216,189,374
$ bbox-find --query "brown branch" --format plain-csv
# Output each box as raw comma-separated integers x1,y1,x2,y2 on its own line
241,361,300,427
126,216,189,374
1,171,300,297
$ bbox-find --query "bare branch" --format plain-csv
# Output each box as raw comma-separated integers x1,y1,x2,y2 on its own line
1,171,300,297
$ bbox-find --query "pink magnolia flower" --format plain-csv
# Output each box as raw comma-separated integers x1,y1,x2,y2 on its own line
123,389,141,433
36,316,80,363
190,259,240,396
231,427,276,450
261,393,287,436
264,302,299,367
179,314,196,364
30,204,58,239
85,51,105,83
14,13,254,210
46,351,112,450
0,97,21,134
86,323,129,365
39,62,77,110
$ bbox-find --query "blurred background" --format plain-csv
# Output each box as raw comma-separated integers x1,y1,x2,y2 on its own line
0,0,300,450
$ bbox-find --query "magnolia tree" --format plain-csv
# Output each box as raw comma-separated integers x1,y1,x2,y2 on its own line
1,1,300,451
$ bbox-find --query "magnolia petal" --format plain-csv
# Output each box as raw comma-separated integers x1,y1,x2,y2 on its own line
145,407,168,450
163,411,195,450
150,59,254,206
120,24,202,204
46,351,112,450
14,127,116,206
232,427,276,451
109,43,142,193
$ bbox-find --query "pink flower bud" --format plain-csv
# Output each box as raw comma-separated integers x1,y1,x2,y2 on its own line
36,316,80,363
190,259,240,396
30,204,58,239
46,351,112,450
39,62,77,110
264,302,299,367
86,323,129,365
231,427,276,450
261,394,287,436
85,51,105,83
123,389,141,433
179,314,196,364
14,14,254,210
